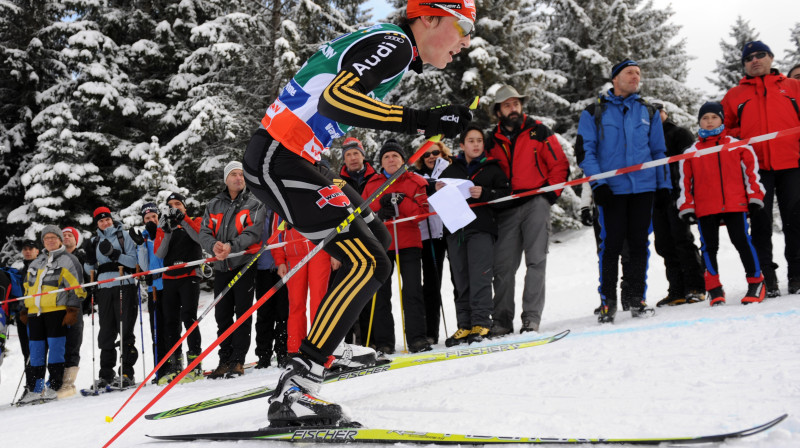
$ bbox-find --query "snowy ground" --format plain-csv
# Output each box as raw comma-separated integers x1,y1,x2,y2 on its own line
1,226,799,447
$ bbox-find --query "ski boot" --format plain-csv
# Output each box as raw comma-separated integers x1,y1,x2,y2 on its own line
764,269,780,298
741,281,766,304
267,354,349,428
445,328,472,347
656,294,685,307
467,325,490,344
708,286,725,306
629,299,655,318
181,354,204,383
330,341,377,371
597,302,616,324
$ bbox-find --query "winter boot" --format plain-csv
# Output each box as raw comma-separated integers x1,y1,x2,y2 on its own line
267,354,348,428
207,362,230,380
708,286,725,306
486,323,512,338
444,328,472,347
330,341,377,370
226,362,245,379
57,366,79,399
764,269,780,298
788,278,800,295
684,290,706,304
256,355,272,370
408,338,432,353
742,281,766,304
519,319,538,333
629,299,655,318
467,325,490,344
656,294,685,307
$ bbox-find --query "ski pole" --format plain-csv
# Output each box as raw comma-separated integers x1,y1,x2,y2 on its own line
106,246,266,421
365,294,376,347
11,358,30,405
90,271,98,392
135,277,146,386
392,221,408,353
425,218,448,337
102,99,479,447
118,266,124,389
152,288,160,382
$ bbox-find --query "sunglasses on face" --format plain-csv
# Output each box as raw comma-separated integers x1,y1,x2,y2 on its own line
429,3,474,38
424,150,442,158
744,51,768,63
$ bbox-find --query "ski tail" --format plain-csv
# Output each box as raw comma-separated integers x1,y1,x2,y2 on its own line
147,414,788,444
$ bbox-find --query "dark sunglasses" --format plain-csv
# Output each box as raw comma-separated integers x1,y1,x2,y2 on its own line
744,51,768,63
423,150,442,158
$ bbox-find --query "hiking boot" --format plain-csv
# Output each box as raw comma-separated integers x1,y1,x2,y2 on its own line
467,325,490,344
444,328,472,347
330,341,377,370
520,320,538,333
408,338,432,353
742,281,766,304
684,290,706,304
629,299,655,318
267,355,347,427
486,323,512,339
656,295,685,307
226,362,245,378
708,286,725,306
207,363,230,379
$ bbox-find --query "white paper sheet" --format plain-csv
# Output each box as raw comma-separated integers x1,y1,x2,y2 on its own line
436,178,474,199
427,184,476,233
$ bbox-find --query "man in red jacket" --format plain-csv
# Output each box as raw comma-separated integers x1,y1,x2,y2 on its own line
721,41,800,296
486,85,569,335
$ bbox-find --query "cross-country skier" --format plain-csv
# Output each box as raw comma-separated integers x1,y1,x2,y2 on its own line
242,0,475,428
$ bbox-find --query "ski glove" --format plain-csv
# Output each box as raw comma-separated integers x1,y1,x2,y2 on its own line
422,104,472,138
128,228,145,246
748,202,763,215
580,207,593,227
167,207,185,229
681,212,697,225
144,221,158,239
592,184,614,208
378,193,404,221
62,306,80,327
379,193,405,207
98,239,121,261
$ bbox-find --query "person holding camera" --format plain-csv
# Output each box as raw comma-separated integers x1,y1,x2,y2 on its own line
152,193,204,384
360,139,431,354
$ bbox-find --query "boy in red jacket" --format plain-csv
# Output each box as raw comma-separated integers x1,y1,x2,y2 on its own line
677,102,766,305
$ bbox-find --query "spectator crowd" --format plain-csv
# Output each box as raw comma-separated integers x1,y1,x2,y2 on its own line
1,40,799,406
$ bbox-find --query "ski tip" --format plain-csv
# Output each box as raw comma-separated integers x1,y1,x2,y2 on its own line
469,96,480,109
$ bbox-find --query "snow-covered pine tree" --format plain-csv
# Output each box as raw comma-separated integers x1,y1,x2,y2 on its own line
0,0,67,250
783,22,800,72
707,16,759,95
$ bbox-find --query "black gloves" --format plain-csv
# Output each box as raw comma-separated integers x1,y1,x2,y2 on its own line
748,202,763,215
167,207,185,229
580,207,593,227
379,193,405,207
378,193,405,220
144,221,158,238
543,192,558,206
128,228,144,246
592,184,614,208
98,239,121,261
681,212,697,225
654,188,672,209
422,104,472,138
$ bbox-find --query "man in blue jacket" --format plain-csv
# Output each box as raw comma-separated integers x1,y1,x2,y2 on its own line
576,59,671,323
